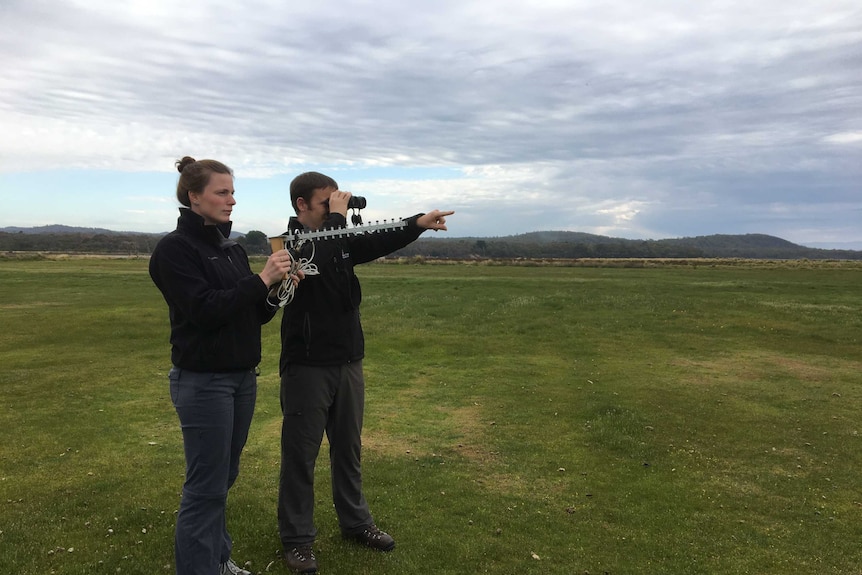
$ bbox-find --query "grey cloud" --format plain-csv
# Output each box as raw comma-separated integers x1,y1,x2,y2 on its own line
1,0,859,243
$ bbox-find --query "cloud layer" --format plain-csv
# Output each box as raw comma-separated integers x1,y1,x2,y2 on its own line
1,0,860,244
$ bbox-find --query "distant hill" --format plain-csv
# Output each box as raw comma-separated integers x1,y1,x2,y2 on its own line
805,240,862,250
0,224,242,238
391,231,862,260
0,224,144,235
1,226,859,259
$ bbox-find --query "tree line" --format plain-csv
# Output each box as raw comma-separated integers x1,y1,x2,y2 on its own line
0,231,270,256
1,230,859,260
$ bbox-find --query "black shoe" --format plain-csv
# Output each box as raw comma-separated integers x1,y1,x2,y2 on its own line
345,524,395,552
284,544,318,574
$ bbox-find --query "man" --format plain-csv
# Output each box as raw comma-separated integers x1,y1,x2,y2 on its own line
277,171,453,574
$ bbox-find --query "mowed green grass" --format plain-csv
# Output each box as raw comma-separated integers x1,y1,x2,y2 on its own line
1,257,861,575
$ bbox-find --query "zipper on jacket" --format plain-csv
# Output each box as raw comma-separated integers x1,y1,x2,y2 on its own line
303,312,312,359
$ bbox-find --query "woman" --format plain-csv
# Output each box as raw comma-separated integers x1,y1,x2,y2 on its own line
149,156,299,575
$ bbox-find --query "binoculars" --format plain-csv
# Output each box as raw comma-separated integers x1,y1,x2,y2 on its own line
347,196,366,209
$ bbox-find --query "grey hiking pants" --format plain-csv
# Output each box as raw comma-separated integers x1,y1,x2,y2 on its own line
278,361,373,546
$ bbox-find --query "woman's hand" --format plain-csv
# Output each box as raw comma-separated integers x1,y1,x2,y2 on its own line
260,249,303,287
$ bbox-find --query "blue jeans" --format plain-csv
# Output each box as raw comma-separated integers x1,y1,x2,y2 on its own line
169,367,257,575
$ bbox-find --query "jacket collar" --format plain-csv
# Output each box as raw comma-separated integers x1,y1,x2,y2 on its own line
287,216,304,234
286,213,346,234
177,207,234,247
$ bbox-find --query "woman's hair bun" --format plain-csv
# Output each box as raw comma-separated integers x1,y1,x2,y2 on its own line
175,156,197,174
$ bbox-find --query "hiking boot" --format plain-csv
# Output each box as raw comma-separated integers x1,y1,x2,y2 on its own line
219,559,251,575
345,524,395,551
284,544,318,574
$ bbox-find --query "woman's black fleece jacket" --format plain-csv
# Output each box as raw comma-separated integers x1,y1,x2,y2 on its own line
149,208,277,372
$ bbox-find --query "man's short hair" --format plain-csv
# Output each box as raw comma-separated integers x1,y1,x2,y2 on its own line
290,172,339,213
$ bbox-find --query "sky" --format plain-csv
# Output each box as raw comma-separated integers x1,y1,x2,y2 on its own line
1,0,860,248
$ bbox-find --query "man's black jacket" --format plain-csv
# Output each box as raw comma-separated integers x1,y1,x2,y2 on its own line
278,212,424,371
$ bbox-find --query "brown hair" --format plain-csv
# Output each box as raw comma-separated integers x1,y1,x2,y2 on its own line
175,156,233,207
289,171,338,213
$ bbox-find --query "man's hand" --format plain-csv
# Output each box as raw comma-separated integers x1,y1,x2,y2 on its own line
327,190,352,217
417,210,455,231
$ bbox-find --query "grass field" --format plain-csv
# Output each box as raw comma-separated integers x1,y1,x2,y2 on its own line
1,256,861,574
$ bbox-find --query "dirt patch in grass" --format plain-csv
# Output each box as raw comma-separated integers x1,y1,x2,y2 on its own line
671,351,856,386
362,398,500,462
361,427,419,458
0,302,66,309
446,402,503,466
